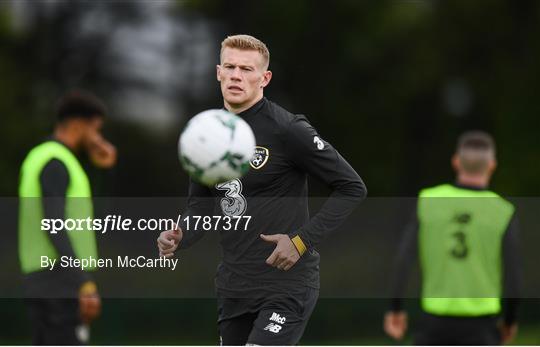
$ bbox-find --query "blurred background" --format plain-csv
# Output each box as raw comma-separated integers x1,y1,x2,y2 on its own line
1,0,539,344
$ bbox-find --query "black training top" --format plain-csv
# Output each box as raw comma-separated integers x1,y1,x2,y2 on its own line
179,97,367,295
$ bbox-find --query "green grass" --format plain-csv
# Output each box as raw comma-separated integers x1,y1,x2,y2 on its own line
1,299,539,345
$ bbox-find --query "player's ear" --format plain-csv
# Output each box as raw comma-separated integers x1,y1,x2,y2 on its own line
216,65,221,82
488,158,497,173
71,118,88,144
451,154,460,172
261,70,272,88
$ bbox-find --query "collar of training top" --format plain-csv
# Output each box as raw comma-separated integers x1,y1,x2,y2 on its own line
237,97,267,118
453,182,489,191
46,136,78,156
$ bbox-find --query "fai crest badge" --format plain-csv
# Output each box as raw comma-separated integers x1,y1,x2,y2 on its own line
250,146,269,169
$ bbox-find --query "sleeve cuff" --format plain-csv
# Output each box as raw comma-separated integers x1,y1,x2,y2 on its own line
290,235,307,256
79,281,98,296
390,298,403,312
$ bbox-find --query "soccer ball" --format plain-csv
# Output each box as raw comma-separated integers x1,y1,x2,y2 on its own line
178,109,256,187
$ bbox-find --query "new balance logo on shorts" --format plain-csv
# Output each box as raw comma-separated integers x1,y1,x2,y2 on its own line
269,312,286,324
264,323,282,334
264,312,286,333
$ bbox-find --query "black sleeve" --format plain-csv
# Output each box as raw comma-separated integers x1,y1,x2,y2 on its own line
178,179,215,250
501,214,522,325
40,159,90,284
388,210,419,312
285,115,367,249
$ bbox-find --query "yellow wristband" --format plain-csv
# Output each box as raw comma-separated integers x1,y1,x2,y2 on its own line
291,235,307,256
79,281,97,296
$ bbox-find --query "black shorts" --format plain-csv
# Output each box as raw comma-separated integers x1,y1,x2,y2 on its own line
26,298,88,345
217,287,318,345
415,312,501,345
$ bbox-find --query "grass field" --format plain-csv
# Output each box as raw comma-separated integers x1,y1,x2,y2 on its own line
1,299,538,345
3,326,539,345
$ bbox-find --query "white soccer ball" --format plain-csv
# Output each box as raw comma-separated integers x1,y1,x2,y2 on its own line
178,109,256,187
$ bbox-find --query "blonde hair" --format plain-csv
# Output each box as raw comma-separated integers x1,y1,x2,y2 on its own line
220,34,270,69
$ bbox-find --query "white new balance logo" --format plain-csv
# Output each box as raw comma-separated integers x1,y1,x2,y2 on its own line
269,312,286,324
263,323,282,334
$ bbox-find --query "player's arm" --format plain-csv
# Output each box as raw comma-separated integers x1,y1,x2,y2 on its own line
261,115,366,271
285,115,367,250
40,159,100,323
384,210,418,340
158,179,214,257
500,214,522,343
41,159,91,284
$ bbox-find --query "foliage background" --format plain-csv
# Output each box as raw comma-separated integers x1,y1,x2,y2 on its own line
1,0,539,344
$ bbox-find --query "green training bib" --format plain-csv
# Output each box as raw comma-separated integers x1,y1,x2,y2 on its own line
418,184,514,316
19,141,97,274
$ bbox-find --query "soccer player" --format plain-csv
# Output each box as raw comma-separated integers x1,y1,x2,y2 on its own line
158,35,367,345
19,90,116,345
384,131,521,345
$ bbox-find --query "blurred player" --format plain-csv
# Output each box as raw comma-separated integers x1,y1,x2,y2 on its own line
158,35,367,345
19,90,116,345
384,131,521,345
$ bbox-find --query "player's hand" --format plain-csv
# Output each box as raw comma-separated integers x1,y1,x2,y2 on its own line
260,234,300,271
499,322,518,344
157,226,183,258
384,311,408,340
87,132,117,169
79,281,101,324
